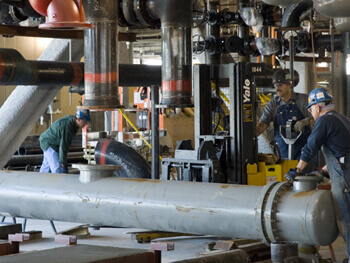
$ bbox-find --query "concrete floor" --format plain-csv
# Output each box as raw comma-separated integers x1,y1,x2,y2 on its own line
0,217,348,262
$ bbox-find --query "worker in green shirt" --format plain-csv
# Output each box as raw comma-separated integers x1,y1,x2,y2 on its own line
39,109,91,173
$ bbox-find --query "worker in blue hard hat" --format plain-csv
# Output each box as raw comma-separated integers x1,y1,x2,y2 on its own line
257,69,312,160
39,109,91,174
286,88,350,261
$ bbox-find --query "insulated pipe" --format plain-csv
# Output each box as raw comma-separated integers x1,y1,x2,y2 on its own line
0,39,84,169
0,49,161,87
83,0,120,109
0,173,338,247
95,139,151,179
153,0,193,107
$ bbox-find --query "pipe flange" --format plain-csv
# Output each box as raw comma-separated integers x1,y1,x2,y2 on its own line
133,0,160,27
256,182,289,245
263,182,289,243
118,0,131,27
256,181,279,245
122,0,139,25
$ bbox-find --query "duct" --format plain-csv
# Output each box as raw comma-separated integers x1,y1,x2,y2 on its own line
314,0,350,18
95,139,151,179
154,0,193,107
83,0,120,109
0,39,84,169
0,173,338,247
0,49,161,87
281,0,313,28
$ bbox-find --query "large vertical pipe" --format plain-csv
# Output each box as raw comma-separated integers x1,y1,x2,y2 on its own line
206,1,221,65
83,0,120,108
155,0,193,107
0,39,84,169
0,172,338,247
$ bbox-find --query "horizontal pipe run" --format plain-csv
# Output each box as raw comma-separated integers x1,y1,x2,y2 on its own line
5,152,85,167
0,171,338,247
0,48,161,87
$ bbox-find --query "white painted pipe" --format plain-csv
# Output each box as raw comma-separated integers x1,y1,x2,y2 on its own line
0,171,338,247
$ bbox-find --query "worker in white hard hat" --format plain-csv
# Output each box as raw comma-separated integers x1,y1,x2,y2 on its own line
286,88,350,262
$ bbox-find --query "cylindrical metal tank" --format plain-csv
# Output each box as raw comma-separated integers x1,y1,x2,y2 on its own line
0,172,338,247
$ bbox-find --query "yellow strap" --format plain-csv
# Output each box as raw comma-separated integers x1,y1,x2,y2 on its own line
119,109,162,161
212,121,224,131
219,90,230,104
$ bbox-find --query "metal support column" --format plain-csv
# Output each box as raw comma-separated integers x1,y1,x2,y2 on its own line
193,64,212,150
229,63,260,184
151,85,160,179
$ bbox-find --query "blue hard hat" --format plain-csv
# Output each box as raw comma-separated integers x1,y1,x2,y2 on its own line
307,88,333,109
75,109,91,121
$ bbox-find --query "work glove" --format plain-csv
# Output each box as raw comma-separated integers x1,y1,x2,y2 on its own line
285,168,302,183
307,169,327,183
60,164,68,174
294,118,310,132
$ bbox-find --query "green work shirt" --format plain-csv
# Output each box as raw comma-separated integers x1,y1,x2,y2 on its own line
39,115,79,167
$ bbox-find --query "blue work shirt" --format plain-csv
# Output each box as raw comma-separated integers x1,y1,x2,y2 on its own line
259,91,310,160
301,111,350,163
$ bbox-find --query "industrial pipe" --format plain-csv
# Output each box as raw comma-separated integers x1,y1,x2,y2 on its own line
95,139,151,179
83,0,120,108
153,0,193,107
5,152,85,167
0,48,84,86
28,0,92,29
0,48,161,87
0,39,84,169
0,173,338,247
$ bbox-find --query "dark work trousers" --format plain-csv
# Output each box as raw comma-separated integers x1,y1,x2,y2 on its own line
323,146,350,259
